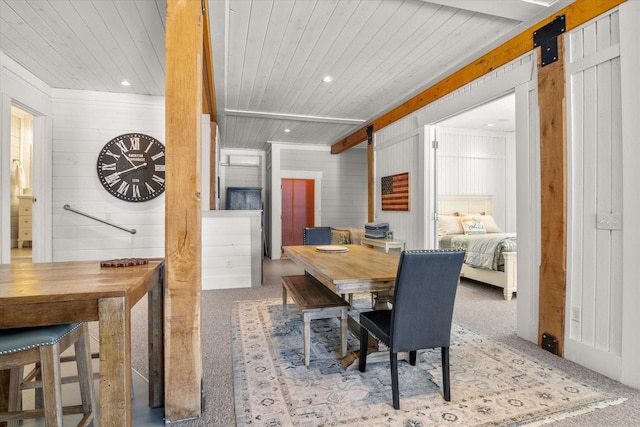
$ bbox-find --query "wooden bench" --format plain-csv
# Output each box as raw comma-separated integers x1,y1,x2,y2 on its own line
281,274,350,366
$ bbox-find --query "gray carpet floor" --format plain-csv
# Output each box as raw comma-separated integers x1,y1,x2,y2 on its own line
127,258,640,426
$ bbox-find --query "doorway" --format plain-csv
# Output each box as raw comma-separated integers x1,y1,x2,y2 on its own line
281,178,315,248
9,105,34,263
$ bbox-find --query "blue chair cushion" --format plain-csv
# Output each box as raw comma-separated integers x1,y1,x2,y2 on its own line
0,323,82,355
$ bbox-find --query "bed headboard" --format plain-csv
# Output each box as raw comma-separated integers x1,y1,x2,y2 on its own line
438,195,493,216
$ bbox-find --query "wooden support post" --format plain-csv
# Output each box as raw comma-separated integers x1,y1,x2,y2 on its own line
210,122,217,210
538,35,567,356
165,0,203,421
367,125,374,222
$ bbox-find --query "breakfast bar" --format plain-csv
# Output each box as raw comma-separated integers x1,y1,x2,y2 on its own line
0,259,165,427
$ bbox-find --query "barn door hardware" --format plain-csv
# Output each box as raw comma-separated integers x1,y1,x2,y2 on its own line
533,15,566,67
541,332,558,355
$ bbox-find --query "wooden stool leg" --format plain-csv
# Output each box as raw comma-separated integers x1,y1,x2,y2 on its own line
39,343,64,427
339,309,348,358
303,312,311,367
7,367,22,427
75,323,96,419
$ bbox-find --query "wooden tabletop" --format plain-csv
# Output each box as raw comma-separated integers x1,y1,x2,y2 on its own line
0,259,164,327
283,244,399,294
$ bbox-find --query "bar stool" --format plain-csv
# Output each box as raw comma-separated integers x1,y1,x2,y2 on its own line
0,323,95,427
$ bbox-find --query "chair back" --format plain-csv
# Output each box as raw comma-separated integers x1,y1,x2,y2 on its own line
302,226,332,245
390,250,465,352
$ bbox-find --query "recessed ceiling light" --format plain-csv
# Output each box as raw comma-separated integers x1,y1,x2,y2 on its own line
487,123,494,127
121,80,131,86
284,128,291,133
322,76,333,83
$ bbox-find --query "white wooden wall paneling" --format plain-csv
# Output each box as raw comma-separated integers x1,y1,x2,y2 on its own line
50,90,165,262
565,9,624,380
619,0,640,388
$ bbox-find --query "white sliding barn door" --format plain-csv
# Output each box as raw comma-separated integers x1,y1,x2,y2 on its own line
565,10,623,380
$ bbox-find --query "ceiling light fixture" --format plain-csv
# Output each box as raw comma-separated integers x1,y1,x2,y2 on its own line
121,80,131,86
520,0,558,7
284,129,291,133
322,76,333,83
487,123,494,127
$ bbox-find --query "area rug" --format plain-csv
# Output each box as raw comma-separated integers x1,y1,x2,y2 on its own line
232,299,622,426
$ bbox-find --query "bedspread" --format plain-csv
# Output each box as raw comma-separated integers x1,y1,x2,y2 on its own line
439,233,516,270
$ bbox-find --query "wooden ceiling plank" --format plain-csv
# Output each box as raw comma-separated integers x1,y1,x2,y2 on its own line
307,3,452,118
0,1,97,90
91,1,160,94
226,0,252,109
276,0,368,115
255,0,325,113
274,1,391,116
112,1,165,94
71,0,156,95
0,19,67,88
250,0,296,112
331,0,628,154
236,0,273,111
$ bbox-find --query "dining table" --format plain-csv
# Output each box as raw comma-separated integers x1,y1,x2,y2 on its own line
0,258,165,427
283,244,400,307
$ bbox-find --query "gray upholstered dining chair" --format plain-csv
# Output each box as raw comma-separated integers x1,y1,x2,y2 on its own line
302,226,332,245
358,249,465,409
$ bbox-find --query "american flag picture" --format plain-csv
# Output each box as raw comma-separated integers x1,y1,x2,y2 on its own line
381,172,409,211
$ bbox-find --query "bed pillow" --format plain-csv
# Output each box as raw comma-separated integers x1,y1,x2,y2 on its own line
462,214,502,233
461,217,486,234
438,215,464,235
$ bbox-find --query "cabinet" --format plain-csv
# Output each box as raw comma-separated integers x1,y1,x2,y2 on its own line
17,195,33,249
226,187,262,210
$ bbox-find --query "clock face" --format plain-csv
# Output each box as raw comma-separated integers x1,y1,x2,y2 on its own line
97,133,165,202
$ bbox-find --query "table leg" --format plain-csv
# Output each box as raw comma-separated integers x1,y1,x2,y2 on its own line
99,296,132,427
148,269,164,408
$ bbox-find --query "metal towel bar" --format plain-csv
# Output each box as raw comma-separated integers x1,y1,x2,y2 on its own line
63,204,136,235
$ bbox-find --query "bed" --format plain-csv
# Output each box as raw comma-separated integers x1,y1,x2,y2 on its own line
438,195,517,301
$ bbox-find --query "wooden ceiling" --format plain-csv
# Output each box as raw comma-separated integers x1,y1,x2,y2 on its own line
0,0,572,150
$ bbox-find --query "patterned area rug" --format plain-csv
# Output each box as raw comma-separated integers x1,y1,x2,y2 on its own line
232,299,622,426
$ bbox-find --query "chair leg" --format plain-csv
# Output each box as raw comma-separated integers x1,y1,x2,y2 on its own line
358,326,369,372
442,347,451,401
75,323,96,419
409,350,417,365
391,352,400,410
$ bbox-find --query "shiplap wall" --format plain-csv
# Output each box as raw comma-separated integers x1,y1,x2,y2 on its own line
436,126,516,232
51,89,165,261
565,10,623,380
279,147,368,228
374,118,426,250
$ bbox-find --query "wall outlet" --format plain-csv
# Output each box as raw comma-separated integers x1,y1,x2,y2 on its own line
571,306,581,322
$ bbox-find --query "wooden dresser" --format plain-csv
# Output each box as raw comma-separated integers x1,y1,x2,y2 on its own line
17,195,33,249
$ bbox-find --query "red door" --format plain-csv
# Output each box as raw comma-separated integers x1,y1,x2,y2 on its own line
282,179,315,249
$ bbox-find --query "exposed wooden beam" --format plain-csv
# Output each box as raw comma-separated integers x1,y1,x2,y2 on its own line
331,0,627,154
202,0,216,122
210,122,217,210
165,0,203,421
538,36,567,356
202,0,217,208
